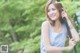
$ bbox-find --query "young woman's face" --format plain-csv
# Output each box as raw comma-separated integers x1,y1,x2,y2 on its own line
48,4,60,21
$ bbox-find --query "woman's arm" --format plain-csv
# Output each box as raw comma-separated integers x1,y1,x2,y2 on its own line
66,17,79,42
41,21,75,53
62,11,80,42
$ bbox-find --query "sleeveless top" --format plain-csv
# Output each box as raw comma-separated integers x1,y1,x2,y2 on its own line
40,22,67,53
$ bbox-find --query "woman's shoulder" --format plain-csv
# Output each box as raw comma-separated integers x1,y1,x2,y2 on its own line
41,21,49,27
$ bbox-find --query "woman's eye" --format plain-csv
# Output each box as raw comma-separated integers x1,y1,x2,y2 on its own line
48,8,55,12
52,9,55,10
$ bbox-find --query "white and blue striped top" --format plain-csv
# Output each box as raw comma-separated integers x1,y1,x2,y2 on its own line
40,23,67,53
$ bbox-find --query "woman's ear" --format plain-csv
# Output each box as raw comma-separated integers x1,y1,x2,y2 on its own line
61,8,64,12
61,8,66,12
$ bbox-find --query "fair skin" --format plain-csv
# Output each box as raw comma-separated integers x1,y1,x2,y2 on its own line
41,4,79,53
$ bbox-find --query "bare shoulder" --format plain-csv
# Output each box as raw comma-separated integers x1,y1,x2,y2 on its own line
41,21,49,27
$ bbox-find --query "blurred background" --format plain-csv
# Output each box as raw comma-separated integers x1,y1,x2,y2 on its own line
0,0,80,53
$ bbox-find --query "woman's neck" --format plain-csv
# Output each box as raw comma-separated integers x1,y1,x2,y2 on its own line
54,19,62,29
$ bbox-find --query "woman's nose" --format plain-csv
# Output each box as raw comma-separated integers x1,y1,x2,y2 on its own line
49,11,54,15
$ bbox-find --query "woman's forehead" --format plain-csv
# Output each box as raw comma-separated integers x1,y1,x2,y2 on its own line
48,4,56,9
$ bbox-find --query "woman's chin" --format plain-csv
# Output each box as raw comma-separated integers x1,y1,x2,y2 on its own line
50,17,57,20
51,18,56,21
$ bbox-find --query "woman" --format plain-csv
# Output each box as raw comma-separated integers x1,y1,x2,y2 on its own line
40,1,79,53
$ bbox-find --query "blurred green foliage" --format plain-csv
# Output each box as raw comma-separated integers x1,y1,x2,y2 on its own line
0,0,80,53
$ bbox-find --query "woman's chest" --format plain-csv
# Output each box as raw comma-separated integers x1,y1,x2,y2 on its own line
49,32,67,46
